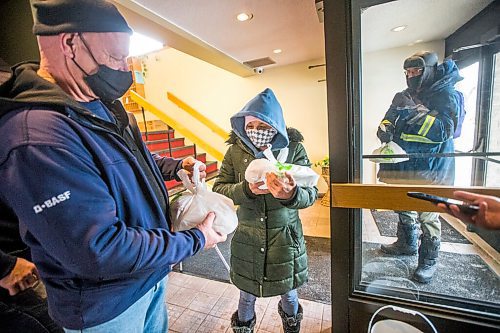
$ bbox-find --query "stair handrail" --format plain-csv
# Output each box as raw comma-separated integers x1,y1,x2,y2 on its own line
167,92,229,141
129,91,225,162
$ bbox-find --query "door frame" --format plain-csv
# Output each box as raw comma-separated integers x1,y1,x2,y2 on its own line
324,0,500,331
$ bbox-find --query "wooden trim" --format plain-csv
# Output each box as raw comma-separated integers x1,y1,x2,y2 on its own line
167,92,229,141
129,91,225,161
331,183,500,211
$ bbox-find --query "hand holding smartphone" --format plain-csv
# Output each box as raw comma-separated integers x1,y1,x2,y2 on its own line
407,192,480,215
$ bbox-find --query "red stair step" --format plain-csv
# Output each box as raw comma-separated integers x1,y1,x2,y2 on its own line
155,145,196,158
141,130,175,141
146,138,185,151
193,153,206,163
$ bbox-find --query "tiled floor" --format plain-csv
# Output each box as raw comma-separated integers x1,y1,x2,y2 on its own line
167,200,331,333
166,272,332,333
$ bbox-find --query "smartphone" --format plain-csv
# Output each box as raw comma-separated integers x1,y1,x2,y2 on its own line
407,192,480,215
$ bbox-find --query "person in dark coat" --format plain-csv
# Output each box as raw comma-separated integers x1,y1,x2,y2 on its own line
0,57,63,333
213,88,318,332
377,51,462,283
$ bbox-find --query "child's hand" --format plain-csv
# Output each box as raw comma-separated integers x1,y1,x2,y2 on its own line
266,172,296,200
249,181,270,195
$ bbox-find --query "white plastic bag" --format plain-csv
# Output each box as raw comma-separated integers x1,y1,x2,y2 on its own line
369,141,409,164
170,162,238,234
244,145,319,189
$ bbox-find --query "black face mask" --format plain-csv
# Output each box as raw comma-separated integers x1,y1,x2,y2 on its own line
72,34,133,102
407,76,423,91
406,67,435,92
84,65,133,102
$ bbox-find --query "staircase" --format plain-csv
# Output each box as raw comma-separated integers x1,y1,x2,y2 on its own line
142,129,219,195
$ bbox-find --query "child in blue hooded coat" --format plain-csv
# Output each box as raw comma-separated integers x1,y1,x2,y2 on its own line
213,88,318,333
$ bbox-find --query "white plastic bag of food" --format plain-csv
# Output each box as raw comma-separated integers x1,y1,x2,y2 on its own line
170,162,237,234
369,141,409,163
244,145,319,189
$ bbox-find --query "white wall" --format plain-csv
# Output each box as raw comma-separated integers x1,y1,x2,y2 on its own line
141,47,329,192
361,41,445,183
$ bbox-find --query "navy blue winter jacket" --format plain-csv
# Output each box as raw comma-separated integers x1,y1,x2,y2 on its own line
0,63,205,329
377,59,462,185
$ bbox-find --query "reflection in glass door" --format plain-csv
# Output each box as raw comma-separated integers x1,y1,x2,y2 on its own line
350,0,499,326
455,62,479,187
486,52,500,186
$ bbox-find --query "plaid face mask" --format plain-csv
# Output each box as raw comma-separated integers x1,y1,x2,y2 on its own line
246,128,277,148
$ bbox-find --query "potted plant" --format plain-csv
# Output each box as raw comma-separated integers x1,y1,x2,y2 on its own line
314,156,330,176
314,157,330,206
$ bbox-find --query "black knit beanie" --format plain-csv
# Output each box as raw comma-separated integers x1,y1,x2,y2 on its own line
31,0,133,35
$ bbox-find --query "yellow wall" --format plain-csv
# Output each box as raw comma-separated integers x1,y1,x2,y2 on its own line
141,47,329,192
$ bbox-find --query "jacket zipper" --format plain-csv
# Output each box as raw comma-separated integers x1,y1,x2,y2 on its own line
261,198,268,297
288,226,300,250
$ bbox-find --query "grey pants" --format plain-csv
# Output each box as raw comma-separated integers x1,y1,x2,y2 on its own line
396,211,441,238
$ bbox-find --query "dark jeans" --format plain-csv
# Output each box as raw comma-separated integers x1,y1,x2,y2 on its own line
0,282,63,333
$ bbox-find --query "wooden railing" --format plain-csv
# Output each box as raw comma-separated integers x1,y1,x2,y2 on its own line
129,91,225,161
167,92,229,141
331,183,500,211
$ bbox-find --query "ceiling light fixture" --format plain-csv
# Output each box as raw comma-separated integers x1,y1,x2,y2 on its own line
391,25,407,32
273,49,282,54
414,39,423,43
236,13,253,22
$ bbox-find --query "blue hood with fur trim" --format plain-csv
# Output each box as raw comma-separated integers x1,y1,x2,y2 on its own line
230,88,289,157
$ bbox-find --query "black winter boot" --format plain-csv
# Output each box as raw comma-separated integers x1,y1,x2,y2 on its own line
381,222,419,255
231,311,256,333
413,236,440,284
278,301,303,333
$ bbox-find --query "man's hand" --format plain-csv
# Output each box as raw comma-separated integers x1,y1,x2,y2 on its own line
437,191,500,230
0,258,39,296
195,212,227,249
377,123,395,143
182,156,207,180
248,181,271,195
266,172,297,200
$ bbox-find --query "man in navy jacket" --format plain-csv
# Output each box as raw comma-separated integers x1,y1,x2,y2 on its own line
0,0,226,331
377,51,461,284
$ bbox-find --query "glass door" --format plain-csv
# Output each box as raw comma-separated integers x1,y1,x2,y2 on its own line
486,52,500,186
324,0,500,332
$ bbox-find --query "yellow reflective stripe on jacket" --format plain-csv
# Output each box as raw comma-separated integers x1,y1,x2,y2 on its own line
400,133,440,144
417,115,436,137
381,119,392,125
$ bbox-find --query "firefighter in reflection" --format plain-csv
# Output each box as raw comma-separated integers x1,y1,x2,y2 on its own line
376,51,464,283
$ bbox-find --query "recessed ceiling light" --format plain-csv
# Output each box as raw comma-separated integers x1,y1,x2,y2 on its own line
273,49,282,54
391,25,407,32
414,39,423,43
236,13,253,22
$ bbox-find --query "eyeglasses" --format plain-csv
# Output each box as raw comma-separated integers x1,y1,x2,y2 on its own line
404,68,423,77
